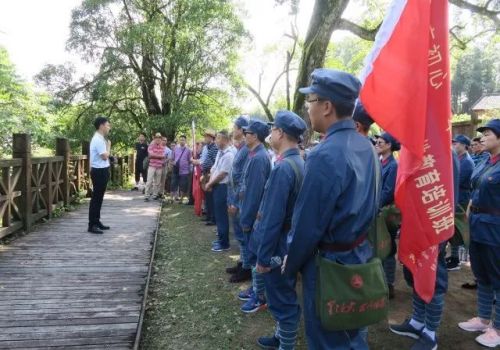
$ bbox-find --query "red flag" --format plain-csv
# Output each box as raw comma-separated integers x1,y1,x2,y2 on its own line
360,0,453,302
191,119,204,216
193,164,204,216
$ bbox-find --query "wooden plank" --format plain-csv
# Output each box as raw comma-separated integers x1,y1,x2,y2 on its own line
0,317,139,328
0,311,139,321
0,190,160,349
0,336,133,349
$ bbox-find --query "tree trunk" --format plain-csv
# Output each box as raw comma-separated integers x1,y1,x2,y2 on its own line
292,0,350,140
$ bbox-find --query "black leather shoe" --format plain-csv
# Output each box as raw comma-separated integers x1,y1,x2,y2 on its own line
226,262,242,274
205,222,216,226
229,268,252,283
88,226,103,234
97,222,110,230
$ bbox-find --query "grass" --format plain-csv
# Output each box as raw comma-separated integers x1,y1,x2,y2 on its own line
141,204,482,350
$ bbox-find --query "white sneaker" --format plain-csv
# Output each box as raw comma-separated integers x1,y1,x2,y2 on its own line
475,328,500,348
458,317,490,332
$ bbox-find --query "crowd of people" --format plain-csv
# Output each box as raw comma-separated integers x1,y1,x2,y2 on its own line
87,67,500,350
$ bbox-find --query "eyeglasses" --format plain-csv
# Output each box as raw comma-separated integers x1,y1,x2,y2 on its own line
375,141,386,146
244,131,255,135
305,97,324,104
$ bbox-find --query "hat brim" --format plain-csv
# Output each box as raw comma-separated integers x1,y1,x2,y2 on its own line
476,126,492,133
298,86,315,95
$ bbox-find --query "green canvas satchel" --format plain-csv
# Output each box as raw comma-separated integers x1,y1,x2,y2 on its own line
368,205,401,260
315,255,389,331
450,204,470,248
315,146,389,331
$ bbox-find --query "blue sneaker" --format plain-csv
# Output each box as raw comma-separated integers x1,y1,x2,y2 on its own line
410,332,437,350
240,294,267,313
212,239,221,246
389,319,423,340
211,242,230,252
238,287,253,301
257,335,280,349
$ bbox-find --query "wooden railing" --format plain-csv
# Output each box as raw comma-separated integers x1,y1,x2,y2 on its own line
0,133,133,239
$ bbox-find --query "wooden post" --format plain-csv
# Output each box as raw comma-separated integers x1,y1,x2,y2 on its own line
13,134,32,232
118,157,124,187
44,159,53,219
128,152,135,175
2,167,11,228
82,141,92,197
56,138,70,206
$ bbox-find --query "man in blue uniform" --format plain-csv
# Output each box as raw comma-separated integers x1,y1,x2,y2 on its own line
447,134,474,270
375,132,400,299
248,111,306,349
226,116,252,282
237,119,271,313
353,102,375,144
284,69,378,349
470,137,490,166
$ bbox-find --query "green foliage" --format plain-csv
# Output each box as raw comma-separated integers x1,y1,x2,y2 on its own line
452,113,472,123
35,0,246,151
451,38,500,114
0,47,59,156
324,37,373,76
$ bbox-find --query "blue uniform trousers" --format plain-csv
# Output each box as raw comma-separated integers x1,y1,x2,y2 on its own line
231,212,249,267
403,243,448,332
263,268,301,349
213,184,229,247
469,240,500,329
300,242,371,350
205,189,215,223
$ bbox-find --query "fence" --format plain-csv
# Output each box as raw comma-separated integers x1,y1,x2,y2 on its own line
0,133,133,239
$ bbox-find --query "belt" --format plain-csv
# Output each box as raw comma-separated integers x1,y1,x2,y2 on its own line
470,206,500,216
318,233,368,253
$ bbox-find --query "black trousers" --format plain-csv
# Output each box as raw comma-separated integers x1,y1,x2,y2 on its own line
89,167,110,226
135,160,147,183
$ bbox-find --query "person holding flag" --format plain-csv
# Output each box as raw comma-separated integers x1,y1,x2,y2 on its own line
374,132,401,299
358,0,455,349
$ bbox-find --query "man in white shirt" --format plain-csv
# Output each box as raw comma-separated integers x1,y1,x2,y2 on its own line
205,130,234,252
88,116,111,234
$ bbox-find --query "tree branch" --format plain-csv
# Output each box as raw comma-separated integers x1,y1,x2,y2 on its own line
449,25,497,50
449,0,500,27
245,83,274,121
337,19,381,41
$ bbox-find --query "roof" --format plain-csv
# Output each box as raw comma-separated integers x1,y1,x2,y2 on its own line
471,93,500,111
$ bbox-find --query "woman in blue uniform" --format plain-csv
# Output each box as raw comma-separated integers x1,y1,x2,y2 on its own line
375,132,400,299
458,119,500,348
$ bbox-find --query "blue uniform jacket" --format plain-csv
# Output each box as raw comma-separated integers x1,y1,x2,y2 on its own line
469,156,500,247
228,143,249,208
471,152,490,166
239,143,271,232
458,153,474,206
452,149,460,209
380,154,397,208
248,148,304,267
285,119,378,276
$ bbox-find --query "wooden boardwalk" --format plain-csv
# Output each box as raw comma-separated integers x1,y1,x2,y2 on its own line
0,191,161,349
